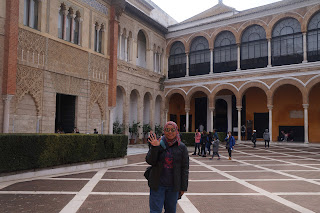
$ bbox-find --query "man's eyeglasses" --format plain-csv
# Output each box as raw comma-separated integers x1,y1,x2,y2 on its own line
164,128,176,133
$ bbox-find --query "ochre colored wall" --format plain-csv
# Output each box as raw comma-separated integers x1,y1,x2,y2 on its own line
246,88,268,124
168,94,185,128
309,83,320,143
273,85,303,141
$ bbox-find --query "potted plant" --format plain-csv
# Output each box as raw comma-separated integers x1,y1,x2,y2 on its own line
129,121,141,144
113,120,125,134
154,124,163,138
142,124,152,144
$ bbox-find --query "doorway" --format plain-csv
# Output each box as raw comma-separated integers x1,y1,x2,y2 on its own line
195,97,207,131
215,99,228,132
254,113,269,138
55,93,76,133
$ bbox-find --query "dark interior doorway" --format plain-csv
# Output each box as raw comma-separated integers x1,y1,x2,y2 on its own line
180,114,192,132
215,99,228,132
195,97,207,131
55,93,76,133
254,112,269,138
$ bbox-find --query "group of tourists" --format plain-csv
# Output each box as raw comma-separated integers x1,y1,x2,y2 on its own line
192,129,235,160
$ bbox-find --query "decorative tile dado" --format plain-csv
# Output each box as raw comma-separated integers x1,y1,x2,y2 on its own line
79,0,108,15
15,65,44,115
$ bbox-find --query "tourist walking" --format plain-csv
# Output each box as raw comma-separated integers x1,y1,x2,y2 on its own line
263,129,270,148
252,130,257,147
207,131,213,155
225,131,235,160
146,121,189,213
192,129,201,155
200,130,208,157
210,134,220,160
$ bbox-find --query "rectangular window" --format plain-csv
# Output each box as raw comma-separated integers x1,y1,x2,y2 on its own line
23,0,38,29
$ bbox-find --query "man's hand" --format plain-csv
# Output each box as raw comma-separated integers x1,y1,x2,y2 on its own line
148,133,160,146
179,191,185,199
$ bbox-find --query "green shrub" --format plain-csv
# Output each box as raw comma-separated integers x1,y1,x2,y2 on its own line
0,134,128,173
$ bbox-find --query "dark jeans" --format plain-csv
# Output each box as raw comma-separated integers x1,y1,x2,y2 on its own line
265,140,270,148
212,152,220,158
252,140,256,147
228,148,232,157
193,143,200,154
206,142,211,154
201,143,206,155
150,186,179,213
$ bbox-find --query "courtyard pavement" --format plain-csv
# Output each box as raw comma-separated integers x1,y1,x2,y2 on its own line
1,142,320,213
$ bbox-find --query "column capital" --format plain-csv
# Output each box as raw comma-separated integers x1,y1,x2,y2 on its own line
302,104,309,109
62,9,69,16
185,108,190,113
236,106,242,111
267,105,273,110
185,51,189,55
2,94,14,102
209,107,215,111
70,14,76,19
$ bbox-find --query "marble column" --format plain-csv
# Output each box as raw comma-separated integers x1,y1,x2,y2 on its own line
165,109,168,123
119,31,123,59
237,44,241,71
62,10,68,40
210,49,213,74
70,14,75,43
303,32,308,63
185,108,190,132
124,36,128,61
96,26,101,52
109,107,114,134
237,106,242,142
268,38,272,67
209,107,214,132
268,105,273,142
303,104,309,143
186,53,189,77
2,95,14,133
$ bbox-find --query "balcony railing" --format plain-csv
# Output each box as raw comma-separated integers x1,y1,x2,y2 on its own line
272,54,303,66
214,61,237,73
307,50,320,62
168,64,186,79
241,57,268,70
189,62,210,76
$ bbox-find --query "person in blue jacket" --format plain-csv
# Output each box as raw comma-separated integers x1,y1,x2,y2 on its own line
225,131,235,160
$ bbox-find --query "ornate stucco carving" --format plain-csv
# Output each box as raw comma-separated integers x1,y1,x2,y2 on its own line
17,29,46,67
15,65,44,115
51,73,84,96
47,39,89,78
89,54,109,82
90,81,106,118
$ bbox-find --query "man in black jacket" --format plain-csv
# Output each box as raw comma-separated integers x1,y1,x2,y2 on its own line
146,121,189,213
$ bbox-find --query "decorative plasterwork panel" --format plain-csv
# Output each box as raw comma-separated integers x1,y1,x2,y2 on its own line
15,65,44,115
51,73,84,96
90,54,109,82
79,0,108,15
47,39,89,78
18,29,46,67
90,81,106,118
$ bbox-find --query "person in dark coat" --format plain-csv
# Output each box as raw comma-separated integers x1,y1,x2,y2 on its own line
263,129,270,148
252,130,257,147
147,121,189,213
200,130,208,157
225,131,235,160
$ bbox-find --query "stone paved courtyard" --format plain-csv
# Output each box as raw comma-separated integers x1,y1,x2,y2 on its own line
1,142,320,213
